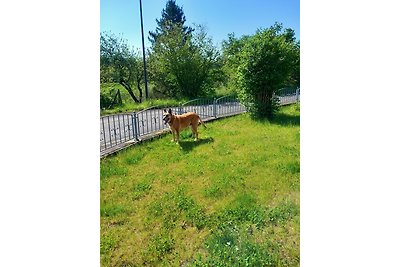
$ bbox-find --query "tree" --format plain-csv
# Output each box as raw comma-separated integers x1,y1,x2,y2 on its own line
148,0,193,45
231,23,300,119
100,32,144,103
148,24,222,98
221,33,250,94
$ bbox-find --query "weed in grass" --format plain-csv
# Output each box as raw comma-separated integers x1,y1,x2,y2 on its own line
100,234,116,255
148,198,165,217
249,153,269,166
278,160,300,174
159,174,177,185
148,187,208,230
119,262,136,267
224,129,239,135
190,226,277,267
266,200,299,225
100,159,128,180
171,187,208,229
100,204,125,217
203,173,244,199
185,205,208,230
235,165,253,177
132,181,152,200
215,192,266,229
203,185,222,198
214,142,233,156
124,151,145,165
146,231,175,262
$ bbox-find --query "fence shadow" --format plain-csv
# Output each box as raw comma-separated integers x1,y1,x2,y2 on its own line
179,137,214,152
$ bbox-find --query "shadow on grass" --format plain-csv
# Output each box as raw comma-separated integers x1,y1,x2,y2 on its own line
253,113,300,126
270,112,300,126
179,137,214,152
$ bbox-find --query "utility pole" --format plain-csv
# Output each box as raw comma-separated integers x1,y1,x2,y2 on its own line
139,0,149,99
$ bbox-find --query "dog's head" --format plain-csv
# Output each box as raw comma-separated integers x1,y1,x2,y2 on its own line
163,108,173,125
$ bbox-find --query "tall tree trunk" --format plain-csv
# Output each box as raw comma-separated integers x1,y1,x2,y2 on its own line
257,90,275,119
120,80,140,103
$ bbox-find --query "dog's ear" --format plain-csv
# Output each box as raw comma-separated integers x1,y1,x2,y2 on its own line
163,109,166,113
168,108,172,114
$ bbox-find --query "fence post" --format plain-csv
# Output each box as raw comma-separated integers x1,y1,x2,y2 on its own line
213,98,217,118
136,112,141,140
296,87,299,103
132,112,139,141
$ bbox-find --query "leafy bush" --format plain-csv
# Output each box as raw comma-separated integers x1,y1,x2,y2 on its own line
223,23,300,119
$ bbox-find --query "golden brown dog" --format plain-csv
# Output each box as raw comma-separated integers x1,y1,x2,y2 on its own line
163,108,206,143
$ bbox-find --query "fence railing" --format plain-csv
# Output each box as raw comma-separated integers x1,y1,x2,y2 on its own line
100,113,135,152
276,87,300,105
100,90,299,156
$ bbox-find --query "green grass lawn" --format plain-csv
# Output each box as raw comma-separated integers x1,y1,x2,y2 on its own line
100,104,300,266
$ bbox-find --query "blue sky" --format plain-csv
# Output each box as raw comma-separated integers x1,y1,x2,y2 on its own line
100,0,299,49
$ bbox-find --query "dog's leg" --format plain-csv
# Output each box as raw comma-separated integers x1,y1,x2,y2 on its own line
171,129,176,142
192,124,198,141
191,125,197,141
176,130,180,144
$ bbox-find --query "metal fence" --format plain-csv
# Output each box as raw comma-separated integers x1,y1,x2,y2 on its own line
100,90,299,156
100,113,135,152
276,87,300,105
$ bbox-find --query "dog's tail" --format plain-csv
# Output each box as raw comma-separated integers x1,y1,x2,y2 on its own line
198,116,207,128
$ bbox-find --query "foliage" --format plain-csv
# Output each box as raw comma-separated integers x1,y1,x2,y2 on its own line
148,24,223,98
100,88,114,109
221,33,250,94
100,32,144,103
100,98,185,116
223,23,300,119
100,83,187,115
148,0,194,45
100,86,122,109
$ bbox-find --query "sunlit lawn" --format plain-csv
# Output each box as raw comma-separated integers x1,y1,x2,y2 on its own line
100,104,300,266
